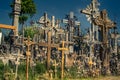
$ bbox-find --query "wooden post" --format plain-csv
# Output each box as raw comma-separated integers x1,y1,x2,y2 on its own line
58,41,68,79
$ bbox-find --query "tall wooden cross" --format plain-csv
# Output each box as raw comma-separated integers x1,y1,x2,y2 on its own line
38,31,59,70
94,9,115,74
24,36,36,80
58,41,68,79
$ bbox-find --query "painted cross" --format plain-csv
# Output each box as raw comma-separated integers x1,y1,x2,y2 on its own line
58,41,68,79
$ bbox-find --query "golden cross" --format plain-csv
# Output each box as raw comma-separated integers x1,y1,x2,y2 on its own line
24,36,36,80
58,41,68,79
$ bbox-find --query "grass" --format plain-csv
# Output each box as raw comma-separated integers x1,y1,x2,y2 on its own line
64,76,120,80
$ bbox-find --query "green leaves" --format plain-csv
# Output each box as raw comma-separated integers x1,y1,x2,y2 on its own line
19,15,28,24
21,0,36,17
24,27,37,39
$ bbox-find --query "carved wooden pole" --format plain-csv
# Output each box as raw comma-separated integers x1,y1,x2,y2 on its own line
13,0,21,36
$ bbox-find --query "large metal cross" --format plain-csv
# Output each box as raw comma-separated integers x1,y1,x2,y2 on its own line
58,41,68,79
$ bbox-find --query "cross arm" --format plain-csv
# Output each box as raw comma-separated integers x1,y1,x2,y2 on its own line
81,9,91,15
0,24,16,30
58,48,68,51
51,44,59,48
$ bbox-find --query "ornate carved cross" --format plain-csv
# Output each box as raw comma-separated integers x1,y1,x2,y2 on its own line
94,9,115,43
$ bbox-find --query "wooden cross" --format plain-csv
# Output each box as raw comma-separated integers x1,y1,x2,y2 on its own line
94,9,115,43
58,41,68,79
37,31,59,70
24,36,36,80
94,9,116,74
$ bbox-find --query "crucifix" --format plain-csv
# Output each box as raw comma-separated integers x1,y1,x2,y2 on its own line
24,36,36,80
94,9,116,74
38,31,59,70
58,41,68,79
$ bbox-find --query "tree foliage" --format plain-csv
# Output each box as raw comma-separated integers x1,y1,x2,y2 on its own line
24,27,37,39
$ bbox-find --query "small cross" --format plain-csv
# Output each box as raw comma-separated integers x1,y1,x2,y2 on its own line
58,41,68,79
53,60,58,79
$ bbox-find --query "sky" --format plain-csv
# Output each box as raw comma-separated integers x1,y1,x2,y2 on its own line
0,0,120,32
